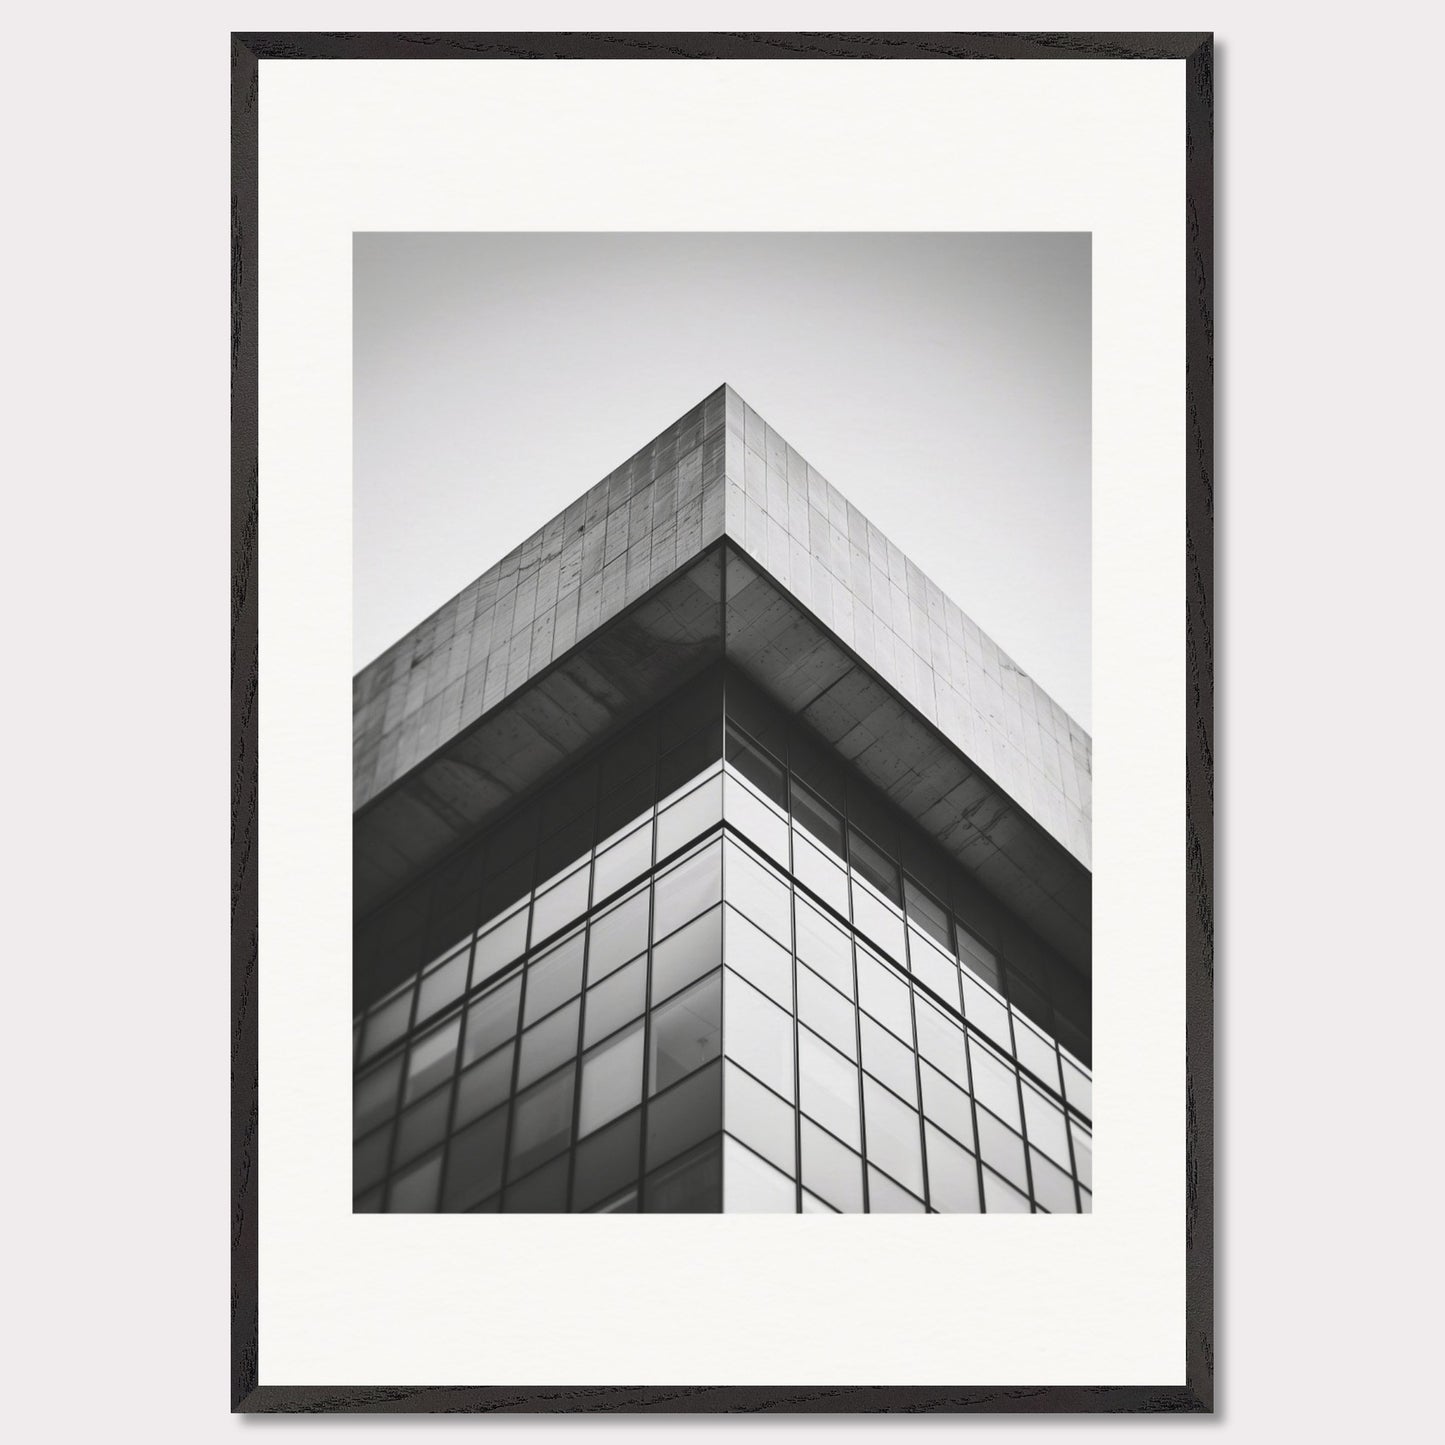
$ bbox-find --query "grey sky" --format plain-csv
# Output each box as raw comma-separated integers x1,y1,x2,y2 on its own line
354,232,1090,729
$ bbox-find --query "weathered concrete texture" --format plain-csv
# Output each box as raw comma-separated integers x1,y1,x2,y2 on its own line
353,387,728,810
354,385,1090,876
721,387,1091,869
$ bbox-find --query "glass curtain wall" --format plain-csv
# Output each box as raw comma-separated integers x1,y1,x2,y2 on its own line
354,666,1091,1213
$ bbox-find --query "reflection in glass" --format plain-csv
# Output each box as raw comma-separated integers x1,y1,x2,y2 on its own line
723,1137,796,1213
925,1123,981,1213
453,1042,514,1130
796,965,857,1061
578,1018,644,1137
354,1057,402,1138
724,906,793,1010
509,1063,576,1178
405,1015,460,1103
724,971,795,1101
581,954,646,1048
649,970,722,1092
650,906,722,1007
462,972,521,1066
800,1116,863,1213
572,1108,641,1212
799,1027,861,1149
531,863,590,947
523,930,585,1025
388,1151,442,1212
587,888,649,983
593,820,651,904
868,1166,924,1213
652,839,721,942
644,1137,722,1213
395,1087,451,1166
794,899,854,998
724,842,791,948
645,1061,722,1172
418,948,469,1022
863,1076,924,1198
474,906,529,981
515,999,580,1091
723,1061,796,1176
360,988,411,1063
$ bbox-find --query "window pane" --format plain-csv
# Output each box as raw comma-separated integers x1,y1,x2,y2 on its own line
515,999,580,1091
503,1151,570,1213
1062,1056,1093,1120
509,1063,576,1178
725,725,786,805
968,1038,1022,1130
860,1015,918,1108
903,878,952,950
531,863,589,946
800,1116,863,1213
724,1061,796,1176
353,1125,392,1196
587,889,649,982
395,1087,452,1166
1030,1146,1077,1213
474,905,528,981
453,1042,514,1129
1013,1014,1062,1093
405,1015,459,1103
523,930,585,1025
913,994,967,1075
649,970,722,1093
645,1059,722,1171
723,773,789,866
644,1137,722,1213
908,930,961,1012
442,1107,508,1211
355,1057,402,1138
856,949,912,1042
582,954,647,1048
957,929,1002,991
652,839,722,941
591,1187,639,1214
418,948,469,1022
389,1151,442,1212
724,841,791,948
790,779,844,857
724,1137,796,1213
982,1166,1031,1214
650,906,723,1007
724,906,793,1010
579,1018,644,1137
1070,1121,1093,1190
572,1108,641,1212
975,1106,1029,1192
851,880,906,965
655,773,722,860
794,899,854,998
799,1028,861,1150
1022,1081,1071,1167
360,987,412,1063
801,1189,837,1214
868,1166,925,1213
792,832,849,916
796,964,857,1060
462,972,521,1066
925,1123,981,1213
724,970,796,1101
849,828,899,901
920,1060,975,1149
863,1077,924,1197
593,821,651,904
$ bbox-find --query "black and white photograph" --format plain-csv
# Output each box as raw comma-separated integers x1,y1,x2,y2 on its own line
351,233,1094,1216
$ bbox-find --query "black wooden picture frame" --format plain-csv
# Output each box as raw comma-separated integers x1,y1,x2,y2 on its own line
231,30,1213,1414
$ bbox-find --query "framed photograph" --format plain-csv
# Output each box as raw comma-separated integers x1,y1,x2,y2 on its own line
232,31,1213,1412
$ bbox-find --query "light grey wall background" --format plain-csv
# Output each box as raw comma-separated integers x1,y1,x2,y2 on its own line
355,232,1090,728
